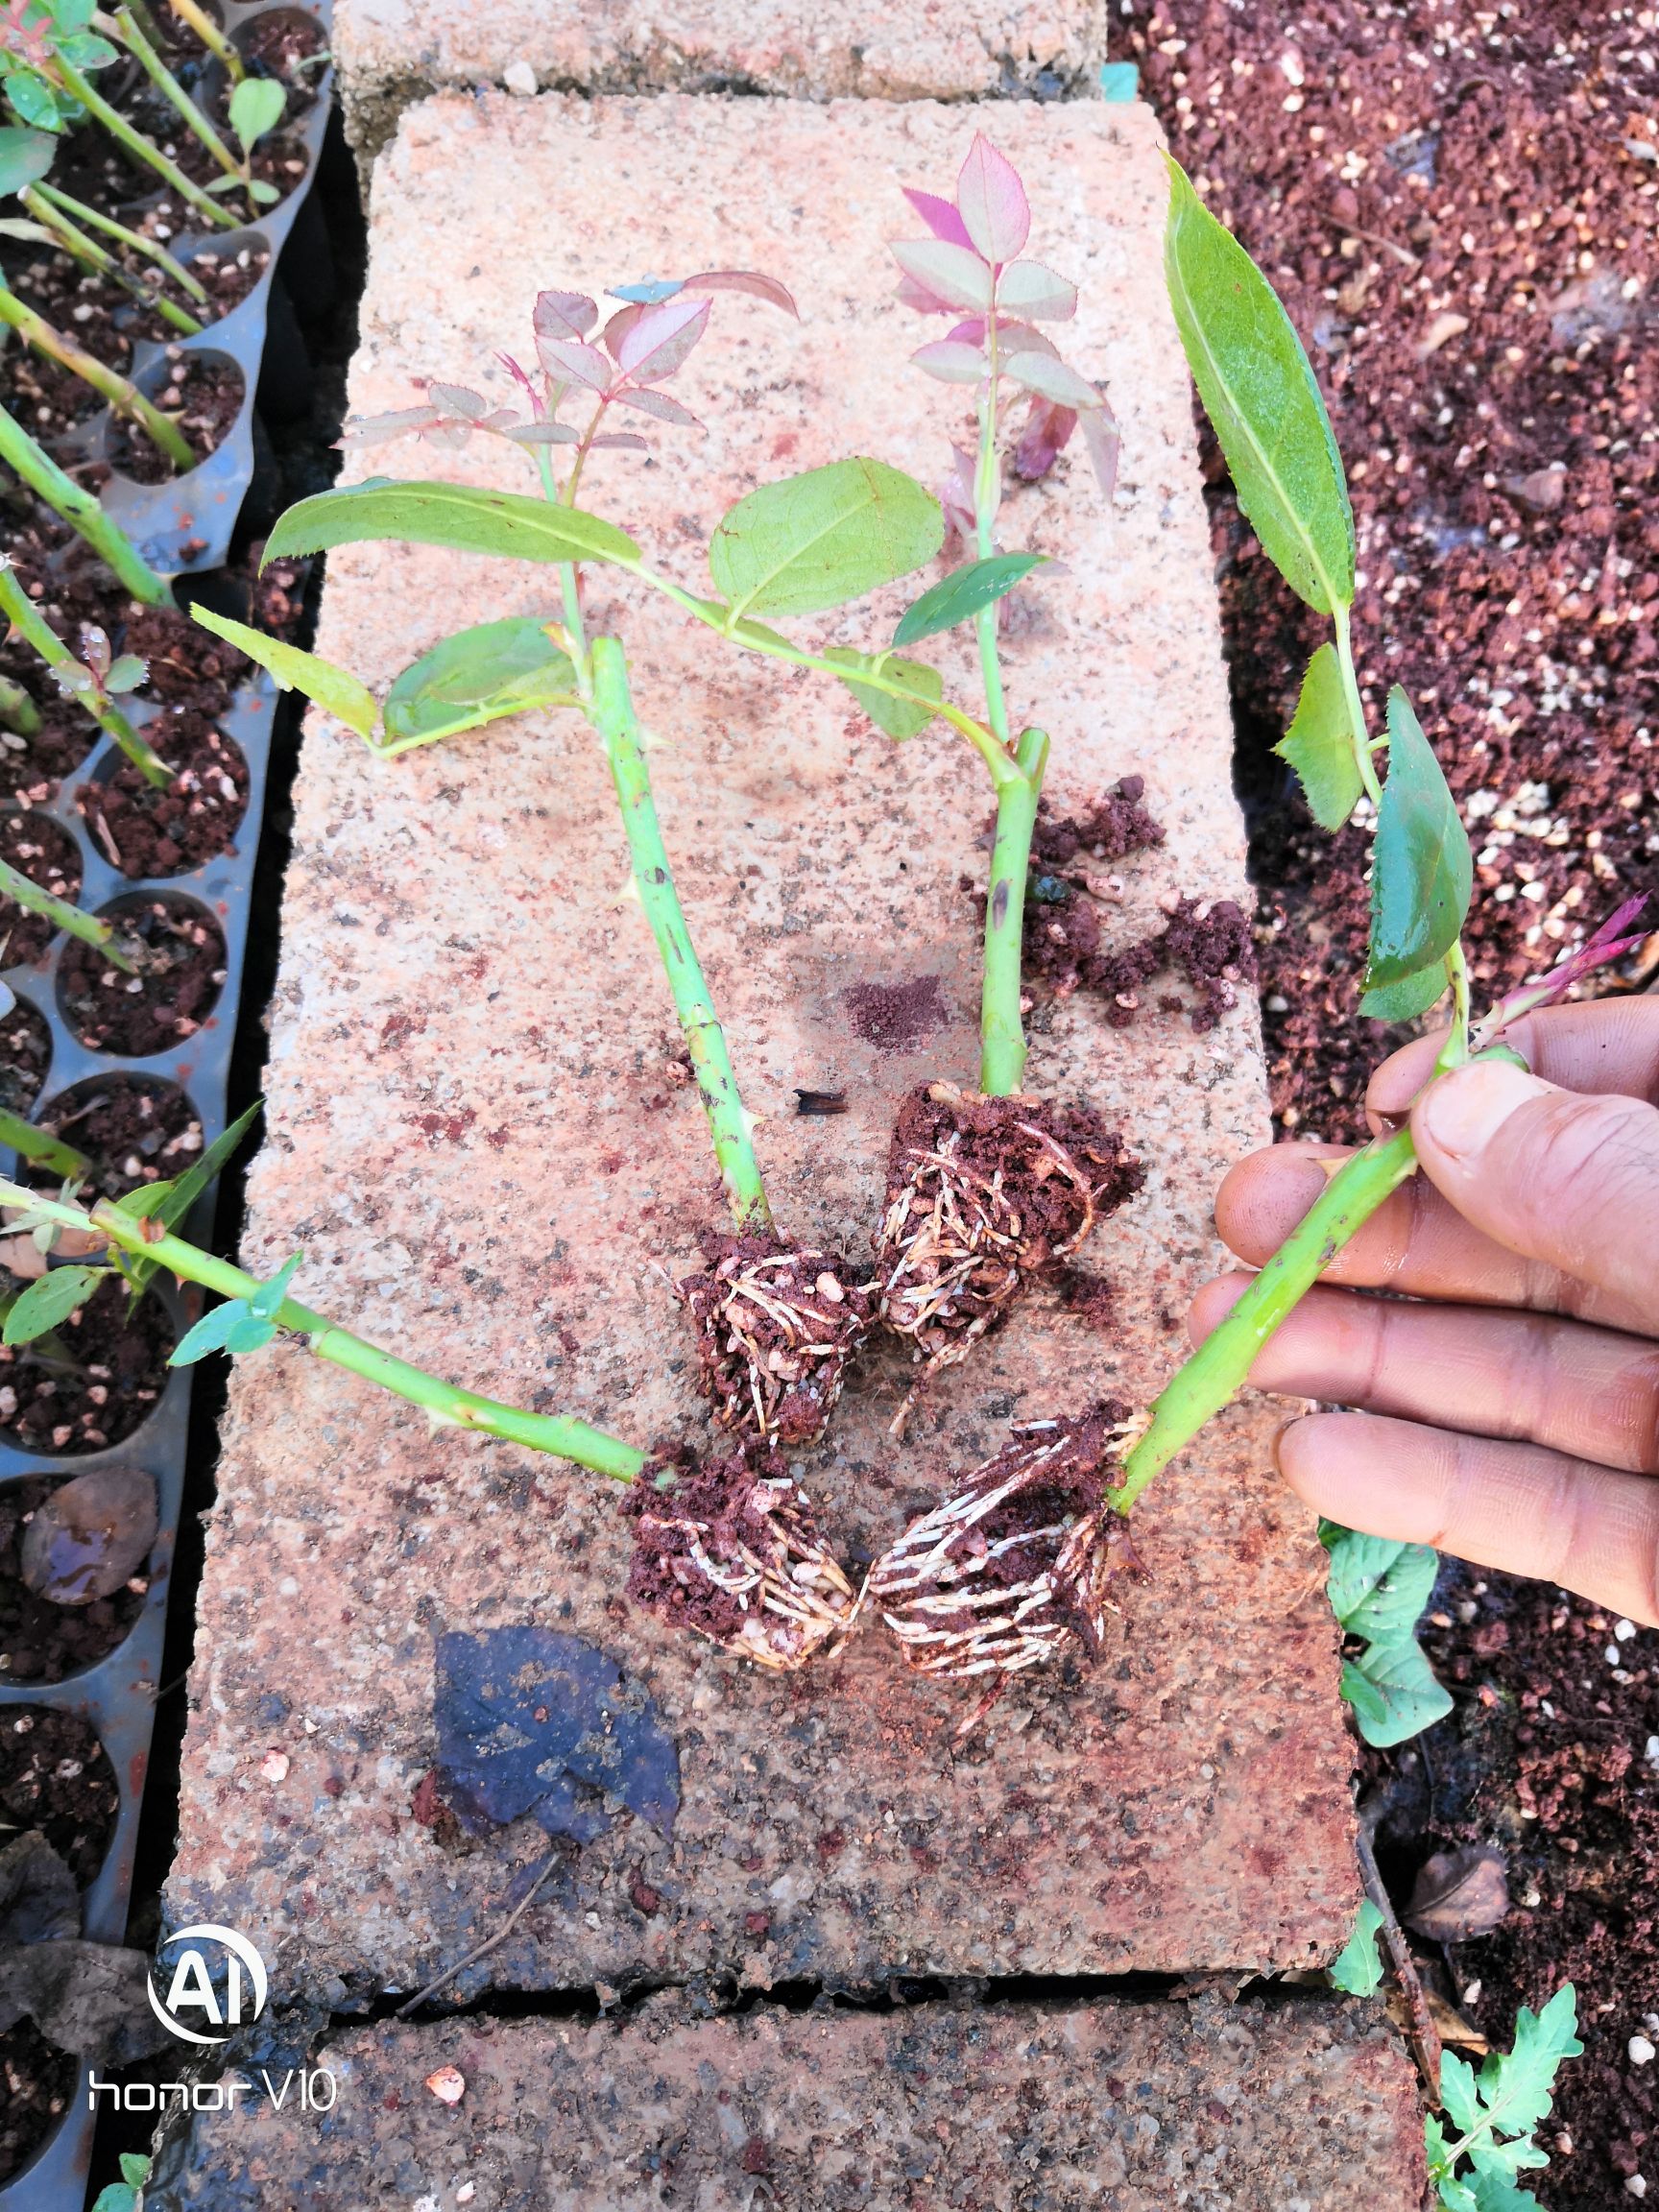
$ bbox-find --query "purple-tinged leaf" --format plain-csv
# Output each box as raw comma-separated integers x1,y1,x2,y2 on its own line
1002,352,1101,410
890,237,994,314
956,134,1029,265
1013,397,1078,481
1081,401,1121,499
998,321,1061,362
902,187,974,250
681,268,800,318
495,351,544,416
998,259,1078,322
535,334,612,392
947,315,989,347
911,340,988,385
896,275,950,316
533,289,598,341
78,624,110,681
613,386,703,428
589,432,651,451
424,382,491,420
617,295,709,382
940,445,977,546
601,302,643,360
1473,896,1650,1046
421,422,478,449
340,405,447,447
501,421,583,446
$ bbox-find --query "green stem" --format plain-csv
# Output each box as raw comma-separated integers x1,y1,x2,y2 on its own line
0,565,175,786
1110,1125,1420,1512
0,286,197,471
973,307,1012,750
0,854,136,971
0,675,39,735
979,724,1047,1096
112,5,243,182
36,182,210,306
588,635,772,1232
54,54,239,231
0,1180,647,1481
0,401,174,606
1332,603,1383,809
18,188,204,335
1435,943,1472,1075
166,0,244,79
0,1111,92,1180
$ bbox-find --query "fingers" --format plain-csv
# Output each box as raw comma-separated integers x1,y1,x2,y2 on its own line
1408,1060,1659,1331
1214,1142,1659,1335
1189,1274,1659,1475
1275,1409,1659,1628
1366,997,1659,1129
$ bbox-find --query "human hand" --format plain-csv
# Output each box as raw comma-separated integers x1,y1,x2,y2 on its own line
1189,997,1659,1623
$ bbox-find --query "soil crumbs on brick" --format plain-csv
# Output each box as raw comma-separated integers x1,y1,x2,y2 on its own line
1131,6,1658,2200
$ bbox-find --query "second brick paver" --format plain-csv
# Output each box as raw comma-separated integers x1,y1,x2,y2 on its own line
166,92,1358,2004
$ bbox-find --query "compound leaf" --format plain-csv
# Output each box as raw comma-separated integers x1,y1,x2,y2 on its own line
1164,157,1354,612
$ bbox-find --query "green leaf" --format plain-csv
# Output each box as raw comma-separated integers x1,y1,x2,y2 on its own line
119,1101,262,1299
1467,2175,1541,2212
382,616,579,744
247,1253,301,1322
169,1296,279,1366
1338,1658,1388,1732
247,178,281,205
2,1263,103,1344
1360,963,1452,1025
4,69,65,131
1430,1988,1580,2210
1351,1637,1455,1747
1276,642,1362,831
104,654,145,693
228,74,285,153
822,646,942,741
89,2188,139,2212
0,123,56,196
56,29,116,66
119,2152,152,2188
892,552,1047,648
1362,687,1473,1002
263,480,639,574
709,457,943,621
1326,1529,1439,1646
1163,157,1354,613
191,605,378,742
1327,1899,1385,1996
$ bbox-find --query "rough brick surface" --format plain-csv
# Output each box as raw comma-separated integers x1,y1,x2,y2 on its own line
147,1994,1424,2210
336,0,1108,161
167,93,1358,2008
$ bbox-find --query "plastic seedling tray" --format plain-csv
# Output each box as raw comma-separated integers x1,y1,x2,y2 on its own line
0,6,330,2202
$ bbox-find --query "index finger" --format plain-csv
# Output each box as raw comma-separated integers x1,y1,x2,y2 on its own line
1366,997,1659,1131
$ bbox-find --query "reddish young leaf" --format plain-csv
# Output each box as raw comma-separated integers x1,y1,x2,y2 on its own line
1081,402,1120,499
339,405,448,447
613,387,703,427
1013,397,1078,481
495,351,544,416
998,321,1061,363
589,432,651,451
939,446,978,546
425,382,491,419
535,334,612,392
1002,352,1100,410
602,302,644,361
947,315,989,348
901,186,973,250
681,269,800,318
501,421,582,446
956,134,1029,266
617,295,709,383
998,260,1078,322
911,340,988,385
533,289,598,340
890,238,993,314
896,275,950,316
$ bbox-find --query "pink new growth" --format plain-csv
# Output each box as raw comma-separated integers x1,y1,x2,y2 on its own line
1473,897,1650,1050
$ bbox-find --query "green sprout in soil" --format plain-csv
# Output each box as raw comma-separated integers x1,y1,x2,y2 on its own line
0,121,205,333
0,558,173,781
0,396,174,604
0,845,138,969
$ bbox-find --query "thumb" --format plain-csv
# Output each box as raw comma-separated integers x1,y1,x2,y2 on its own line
1410,1056,1659,1317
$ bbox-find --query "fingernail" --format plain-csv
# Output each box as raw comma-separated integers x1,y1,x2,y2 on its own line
1418,1059,1551,1163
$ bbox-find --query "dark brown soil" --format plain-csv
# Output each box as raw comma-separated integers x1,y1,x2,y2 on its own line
1130,0,1659,1142
0,998,51,1118
624,1447,789,1649
1129,6,1659,2196
679,1234,876,1448
0,812,81,970
78,720,249,877
0,1706,119,1888
875,1082,1145,1372
0,2018,76,2187
33,1074,204,1202
0,1270,173,1456
1028,882,1259,1033
0,1476,148,1685
845,974,952,1054
174,122,313,209
105,353,243,485
122,243,270,349
58,895,227,1055
239,8,329,97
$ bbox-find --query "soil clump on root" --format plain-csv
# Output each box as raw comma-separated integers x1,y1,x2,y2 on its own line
679,1234,876,1449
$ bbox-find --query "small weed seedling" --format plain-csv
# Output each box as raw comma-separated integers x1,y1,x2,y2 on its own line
0,557,173,781
1428,1985,1581,2211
